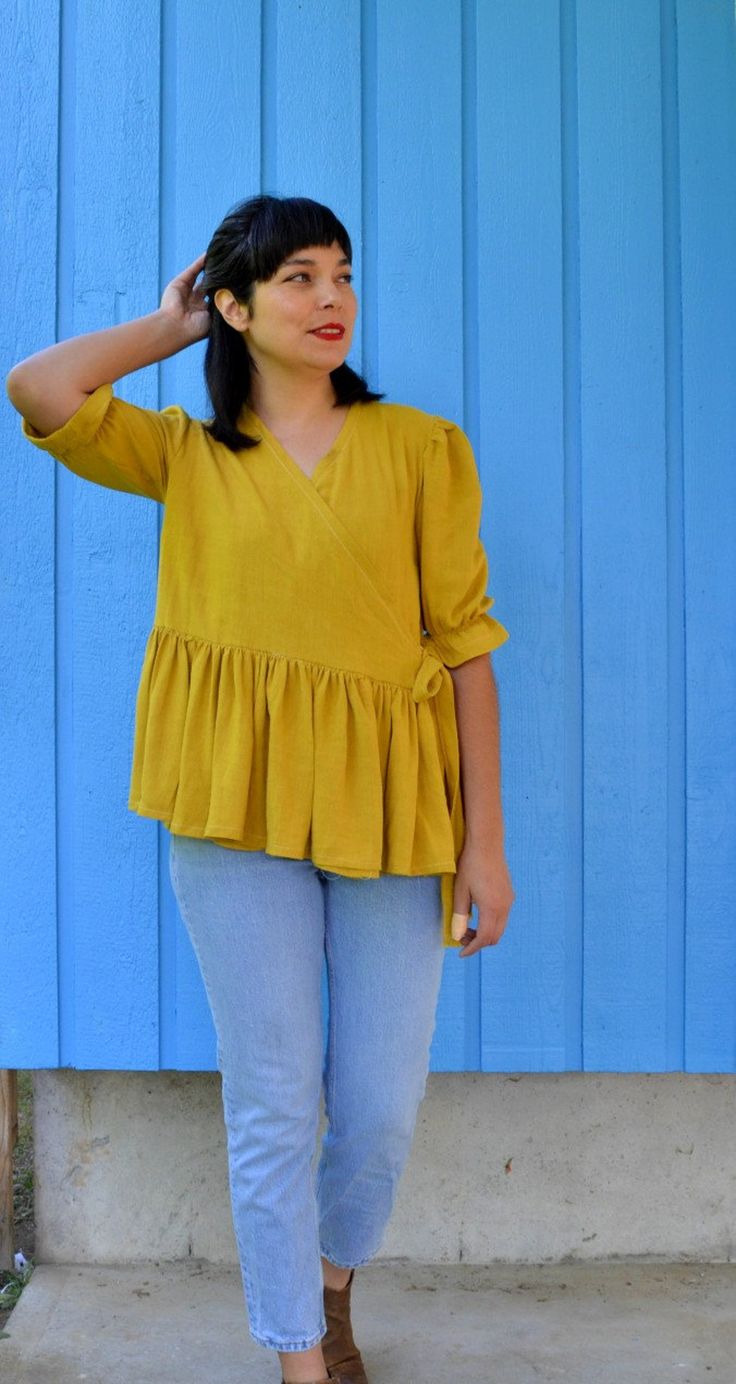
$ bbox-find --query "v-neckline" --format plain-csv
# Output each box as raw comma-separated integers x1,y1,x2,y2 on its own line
242,401,359,485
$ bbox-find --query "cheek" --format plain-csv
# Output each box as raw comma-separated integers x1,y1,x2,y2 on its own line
263,290,302,327
280,300,310,331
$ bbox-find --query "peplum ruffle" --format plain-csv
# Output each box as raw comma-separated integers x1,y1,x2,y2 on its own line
128,623,459,890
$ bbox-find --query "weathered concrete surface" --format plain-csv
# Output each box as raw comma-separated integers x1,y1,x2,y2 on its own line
29,1071,736,1264
1,1258,734,1384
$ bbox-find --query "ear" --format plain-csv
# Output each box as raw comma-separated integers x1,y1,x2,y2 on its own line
214,288,249,330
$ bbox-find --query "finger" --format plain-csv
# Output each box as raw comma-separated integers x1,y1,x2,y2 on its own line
451,910,471,943
458,941,481,958
182,252,207,280
459,912,503,955
457,926,478,958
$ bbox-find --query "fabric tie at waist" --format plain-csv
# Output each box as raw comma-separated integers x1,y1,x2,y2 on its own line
411,641,468,943
411,643,445,702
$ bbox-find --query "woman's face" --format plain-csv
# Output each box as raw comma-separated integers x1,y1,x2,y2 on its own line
217,240,358,376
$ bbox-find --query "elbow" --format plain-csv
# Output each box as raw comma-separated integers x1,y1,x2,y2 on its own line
6,363,37,412
6,365,24,404
6,366,92,436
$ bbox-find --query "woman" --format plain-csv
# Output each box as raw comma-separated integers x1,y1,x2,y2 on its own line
8,194,515,1383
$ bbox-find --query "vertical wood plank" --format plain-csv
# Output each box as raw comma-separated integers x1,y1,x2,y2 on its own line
677,0,736,1071
578,0,671,1069
67,0,166,1067
475,0,568,1071
0,0,61,1068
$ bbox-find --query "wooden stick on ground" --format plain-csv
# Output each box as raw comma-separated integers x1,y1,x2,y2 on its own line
0,1070,19,1272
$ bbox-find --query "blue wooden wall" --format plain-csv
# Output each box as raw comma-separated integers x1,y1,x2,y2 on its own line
2,0,735,1074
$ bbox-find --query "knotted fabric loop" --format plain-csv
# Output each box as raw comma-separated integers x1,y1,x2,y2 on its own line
411,643,446,702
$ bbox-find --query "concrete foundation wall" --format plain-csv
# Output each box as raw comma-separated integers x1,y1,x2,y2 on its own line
30,1071,736,1265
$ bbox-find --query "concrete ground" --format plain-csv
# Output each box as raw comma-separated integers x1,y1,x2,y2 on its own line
0,1258,734,1384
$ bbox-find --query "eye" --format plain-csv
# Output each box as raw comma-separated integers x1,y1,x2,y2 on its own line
286,272,353,283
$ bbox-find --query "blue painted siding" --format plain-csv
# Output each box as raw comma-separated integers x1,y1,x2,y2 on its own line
1,0,734,1073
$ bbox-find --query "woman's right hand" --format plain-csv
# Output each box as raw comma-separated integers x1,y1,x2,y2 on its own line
158,252,211,343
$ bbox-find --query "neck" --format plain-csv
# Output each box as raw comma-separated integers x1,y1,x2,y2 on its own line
245,370,340,426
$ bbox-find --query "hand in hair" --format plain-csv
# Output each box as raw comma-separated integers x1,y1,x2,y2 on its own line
159,252,211,344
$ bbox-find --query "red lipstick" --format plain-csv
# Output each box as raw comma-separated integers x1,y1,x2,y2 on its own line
309,323,345,339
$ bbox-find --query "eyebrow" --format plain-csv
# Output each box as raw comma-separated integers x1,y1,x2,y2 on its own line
281,256,352,267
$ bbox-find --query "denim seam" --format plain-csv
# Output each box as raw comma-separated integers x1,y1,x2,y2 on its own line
248,1324,327,1351
318,1240,377,1271
316,925,382,1266
314,921,339,1227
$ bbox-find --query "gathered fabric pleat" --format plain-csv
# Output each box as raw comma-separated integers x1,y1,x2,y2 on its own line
128,625,457,890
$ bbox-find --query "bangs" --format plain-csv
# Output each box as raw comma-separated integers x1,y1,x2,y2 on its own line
229,195,352,284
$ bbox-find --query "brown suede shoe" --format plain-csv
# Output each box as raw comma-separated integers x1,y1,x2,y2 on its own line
321,1269,369,1383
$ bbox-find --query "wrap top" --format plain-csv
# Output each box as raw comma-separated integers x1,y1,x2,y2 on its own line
21,383,509,946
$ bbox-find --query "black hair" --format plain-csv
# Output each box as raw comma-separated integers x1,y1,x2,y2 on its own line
198,194,385,451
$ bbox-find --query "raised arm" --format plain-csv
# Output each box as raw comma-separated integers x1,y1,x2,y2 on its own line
6,252,209,437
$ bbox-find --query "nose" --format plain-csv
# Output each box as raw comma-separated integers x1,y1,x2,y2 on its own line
316,276,349,308
317,286,339,308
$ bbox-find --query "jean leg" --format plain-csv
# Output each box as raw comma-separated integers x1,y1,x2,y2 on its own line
315,870,445,1267
168,837,328,1351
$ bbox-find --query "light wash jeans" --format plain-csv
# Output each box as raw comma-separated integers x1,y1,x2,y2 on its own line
167,835,446,1352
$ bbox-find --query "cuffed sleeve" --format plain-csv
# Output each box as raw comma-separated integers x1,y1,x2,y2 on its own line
20,382,191,503
416,416,510,666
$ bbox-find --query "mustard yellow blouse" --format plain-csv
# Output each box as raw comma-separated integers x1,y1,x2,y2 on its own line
21,384,509,946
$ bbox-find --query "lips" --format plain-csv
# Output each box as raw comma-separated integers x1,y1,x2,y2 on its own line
309,324,345,337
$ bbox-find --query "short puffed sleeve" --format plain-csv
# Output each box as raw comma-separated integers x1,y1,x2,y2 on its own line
416,416,510,666
20,382,191,503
